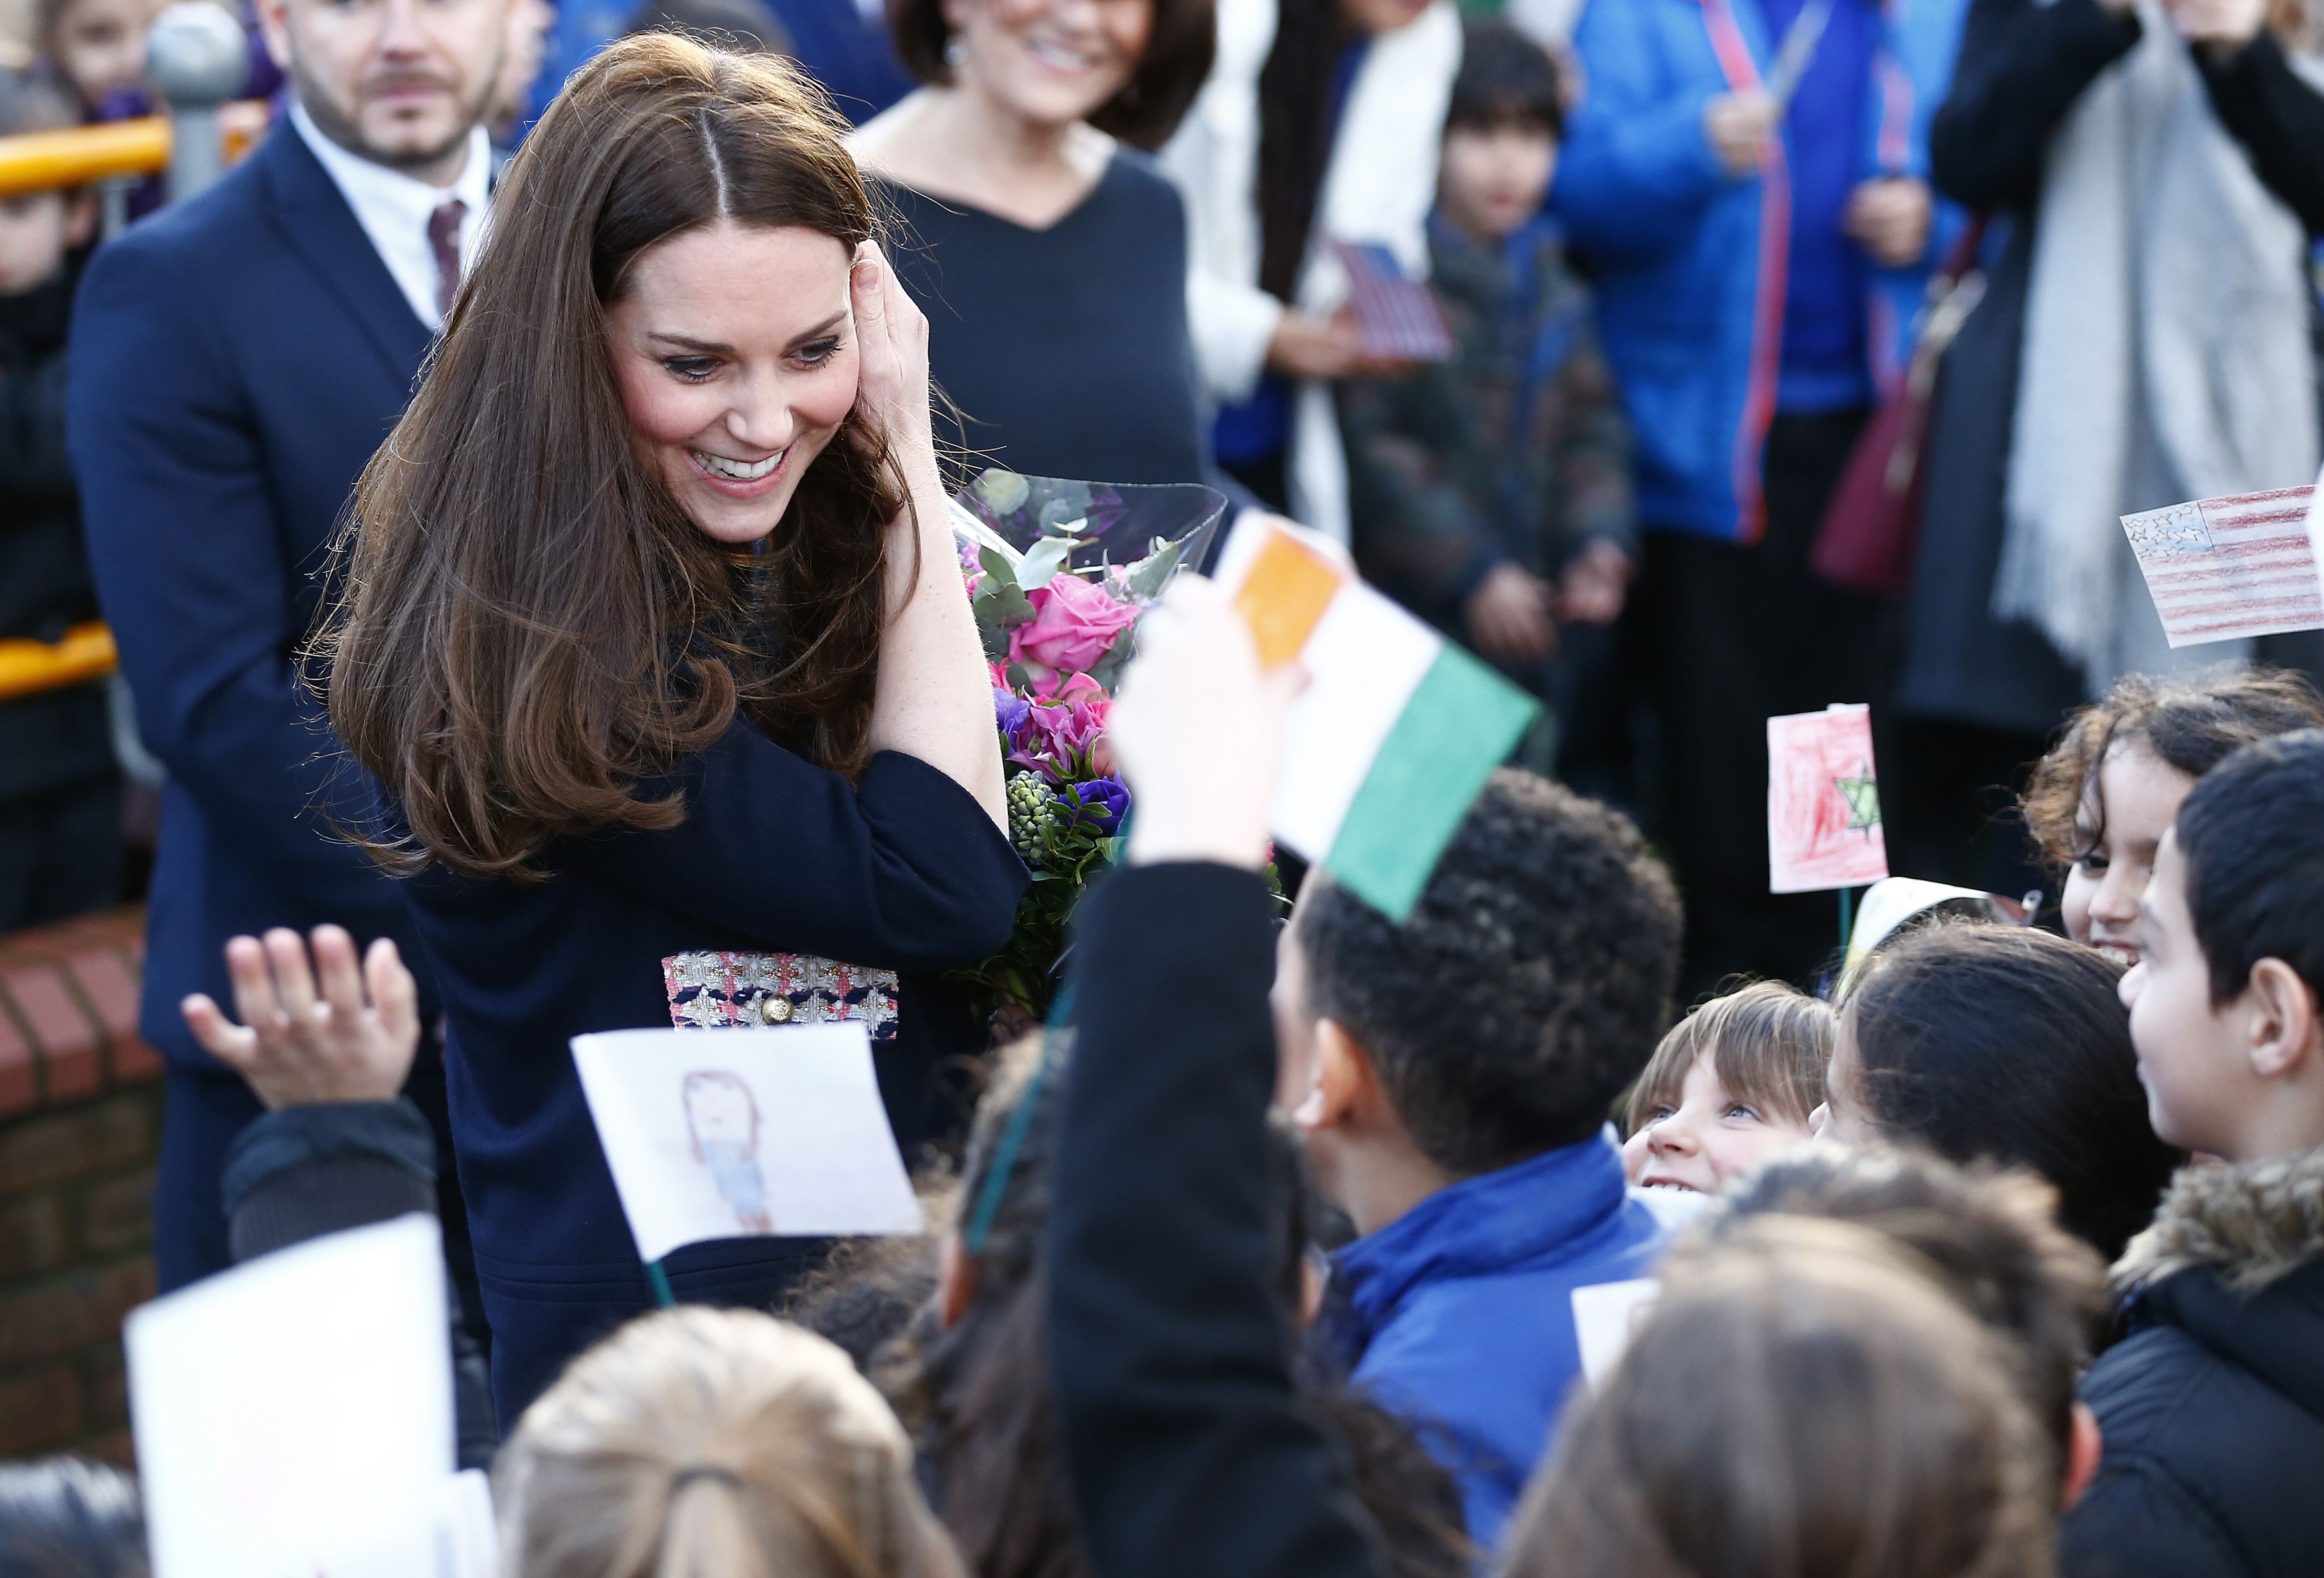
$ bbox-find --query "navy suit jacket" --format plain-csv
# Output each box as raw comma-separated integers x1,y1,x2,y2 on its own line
68,126,439,1070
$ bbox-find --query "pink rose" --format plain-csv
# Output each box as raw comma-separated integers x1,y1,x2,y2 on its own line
1008,573,1140,682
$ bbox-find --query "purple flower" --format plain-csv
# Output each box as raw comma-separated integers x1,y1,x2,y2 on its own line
994,687,1031,746
1066,776,1129,835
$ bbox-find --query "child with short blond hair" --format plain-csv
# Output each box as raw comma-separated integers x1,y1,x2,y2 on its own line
495,1306,963,1578
1622,981,1832,1196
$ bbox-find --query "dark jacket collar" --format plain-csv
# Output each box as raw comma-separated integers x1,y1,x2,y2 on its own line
2116,1148,2324,1423
254,120,432,383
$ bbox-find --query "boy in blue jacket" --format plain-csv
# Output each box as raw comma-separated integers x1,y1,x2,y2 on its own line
1553,0,1961,996
1275,766,1683,1549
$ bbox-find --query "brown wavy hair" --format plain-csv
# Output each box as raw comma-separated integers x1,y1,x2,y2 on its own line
2018,665,2324,867
321,34,903,881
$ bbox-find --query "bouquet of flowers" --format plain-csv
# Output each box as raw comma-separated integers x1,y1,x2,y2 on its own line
948,470,1228,1021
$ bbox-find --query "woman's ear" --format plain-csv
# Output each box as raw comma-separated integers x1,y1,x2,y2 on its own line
938,1229,977,1330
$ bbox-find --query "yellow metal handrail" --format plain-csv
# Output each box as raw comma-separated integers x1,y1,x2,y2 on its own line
0,623,118,704
0,107,270,701
0,118,171,200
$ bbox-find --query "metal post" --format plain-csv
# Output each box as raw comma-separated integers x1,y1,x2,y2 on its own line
145,3,248,207
96,175,133,242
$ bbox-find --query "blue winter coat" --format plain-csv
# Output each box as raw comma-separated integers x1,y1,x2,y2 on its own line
1316,1134,1665,1550
1554,0,1967,541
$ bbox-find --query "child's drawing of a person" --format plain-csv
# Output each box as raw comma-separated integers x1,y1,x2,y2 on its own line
682,1070,772,1233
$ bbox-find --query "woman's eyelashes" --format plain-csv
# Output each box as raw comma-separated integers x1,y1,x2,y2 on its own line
658,337,843,383
1723,1102,1763,1124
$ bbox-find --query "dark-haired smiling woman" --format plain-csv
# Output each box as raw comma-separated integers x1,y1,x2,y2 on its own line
319,34,1021,1420
848,0,1216,485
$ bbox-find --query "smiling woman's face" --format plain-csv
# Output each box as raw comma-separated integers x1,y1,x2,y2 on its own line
604,220,860,545
948,0,1153,130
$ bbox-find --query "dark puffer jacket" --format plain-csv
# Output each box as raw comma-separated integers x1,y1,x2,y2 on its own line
2060,1148,2324,1578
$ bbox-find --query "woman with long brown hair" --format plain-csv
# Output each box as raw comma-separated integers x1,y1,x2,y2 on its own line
320,32,1020,1423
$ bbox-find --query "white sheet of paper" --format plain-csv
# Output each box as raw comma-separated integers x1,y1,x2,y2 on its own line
313,1469,499,1578
572,1022,924,1264
127,1214,455,1578
1571,1276,1661,1388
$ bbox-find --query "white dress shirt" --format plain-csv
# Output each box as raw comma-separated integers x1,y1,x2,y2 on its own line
288,102,491,334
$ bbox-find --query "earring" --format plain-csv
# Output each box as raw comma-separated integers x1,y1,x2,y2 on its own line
944,35,968,66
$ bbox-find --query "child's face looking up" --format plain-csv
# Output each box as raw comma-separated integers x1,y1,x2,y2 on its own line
1623,1051,1812,1193
1438,120,1558,244
2063,741,2195,969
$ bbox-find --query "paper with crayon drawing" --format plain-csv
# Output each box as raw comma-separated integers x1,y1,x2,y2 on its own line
127,1215,456,1578
2121,486,2324,647
573,1022,922,1265
1212,515,1538,922
1767,703,1888,894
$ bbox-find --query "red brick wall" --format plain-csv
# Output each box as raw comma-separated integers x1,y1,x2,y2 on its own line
0,909,162,1462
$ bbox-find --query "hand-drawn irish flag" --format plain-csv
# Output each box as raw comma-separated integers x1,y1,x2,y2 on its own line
1213,517,1538,920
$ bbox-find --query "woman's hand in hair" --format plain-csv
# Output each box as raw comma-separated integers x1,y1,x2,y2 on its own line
848,241,940,495
1113,576,1300,871
2166,0,2269,56
182,927,422,1110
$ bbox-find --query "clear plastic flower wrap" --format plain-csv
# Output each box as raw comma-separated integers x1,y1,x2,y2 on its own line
946,470,1230,1023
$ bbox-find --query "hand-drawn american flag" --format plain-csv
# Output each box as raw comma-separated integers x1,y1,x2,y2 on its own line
1331,240,1453,363
2120,486,2324,648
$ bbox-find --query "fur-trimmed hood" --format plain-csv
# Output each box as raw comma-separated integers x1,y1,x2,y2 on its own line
2113,1148,2324,1297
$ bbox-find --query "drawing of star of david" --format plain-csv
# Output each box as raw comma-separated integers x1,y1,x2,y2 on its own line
1835,766,1882,833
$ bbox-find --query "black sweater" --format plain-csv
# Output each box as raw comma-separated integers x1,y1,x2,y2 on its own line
1933,0,2324,233
883,153,1209,487
1048,863,1386,1578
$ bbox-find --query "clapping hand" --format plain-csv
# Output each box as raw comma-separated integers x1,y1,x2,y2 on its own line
181,926,421,1110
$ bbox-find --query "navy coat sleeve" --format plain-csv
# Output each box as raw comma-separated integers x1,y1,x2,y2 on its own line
1050,862,1387,1578
67,229,390,907
558,731,1026,974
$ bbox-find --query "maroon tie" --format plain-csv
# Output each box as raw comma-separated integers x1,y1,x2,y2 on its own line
428,199,467,322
